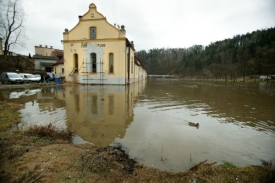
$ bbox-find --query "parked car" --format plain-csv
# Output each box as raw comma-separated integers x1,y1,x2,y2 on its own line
19,73,40,83
46,72,55,81
0,72,24,84
33,74,42,82
259,75,268,81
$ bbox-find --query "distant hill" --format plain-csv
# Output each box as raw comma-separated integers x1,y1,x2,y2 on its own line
136,27,275,80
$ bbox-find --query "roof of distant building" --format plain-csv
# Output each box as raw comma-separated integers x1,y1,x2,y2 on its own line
33,55,59,60
53,55,64,66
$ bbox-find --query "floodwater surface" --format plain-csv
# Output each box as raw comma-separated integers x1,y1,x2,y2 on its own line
1,79,274,172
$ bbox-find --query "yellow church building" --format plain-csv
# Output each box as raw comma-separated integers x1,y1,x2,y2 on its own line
62,3,147,85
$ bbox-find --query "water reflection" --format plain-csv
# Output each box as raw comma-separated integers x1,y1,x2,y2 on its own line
64,82,145,147
3,87,67,131
115,80,275,172
0,79,274,172
0,82,146,147
137,80,275,133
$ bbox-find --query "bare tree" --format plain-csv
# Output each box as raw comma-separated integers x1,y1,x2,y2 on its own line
0,0,26,55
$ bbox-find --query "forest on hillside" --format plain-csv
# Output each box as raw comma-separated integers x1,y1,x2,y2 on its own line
136,27,275,81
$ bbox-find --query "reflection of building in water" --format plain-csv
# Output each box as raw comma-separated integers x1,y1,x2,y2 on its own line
36,86,66,112
65,80,146,147
258,81,275,95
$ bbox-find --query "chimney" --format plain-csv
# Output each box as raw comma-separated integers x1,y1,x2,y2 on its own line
119,25,126,37
50,46,53,49
40,45,42,47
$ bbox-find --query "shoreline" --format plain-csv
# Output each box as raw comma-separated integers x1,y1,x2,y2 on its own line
0,102,274,182
0,77,273,90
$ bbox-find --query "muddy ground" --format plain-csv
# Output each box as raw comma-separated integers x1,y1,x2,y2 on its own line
0,101,274,183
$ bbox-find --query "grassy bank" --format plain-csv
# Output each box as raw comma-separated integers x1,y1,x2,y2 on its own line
0,102,274,183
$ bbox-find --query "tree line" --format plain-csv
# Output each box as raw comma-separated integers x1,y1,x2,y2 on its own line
136,27,275,81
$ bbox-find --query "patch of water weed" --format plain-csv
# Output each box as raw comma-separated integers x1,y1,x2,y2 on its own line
260,159,273,167
221,161,236,169
26,124,72,141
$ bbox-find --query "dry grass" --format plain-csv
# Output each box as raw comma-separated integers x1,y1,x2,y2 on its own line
26,124,73,141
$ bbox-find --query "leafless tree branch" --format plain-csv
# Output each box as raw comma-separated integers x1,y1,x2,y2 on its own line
0,0,26,55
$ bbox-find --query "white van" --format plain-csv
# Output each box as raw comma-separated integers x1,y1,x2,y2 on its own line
19,73,40,83
0,72,24,84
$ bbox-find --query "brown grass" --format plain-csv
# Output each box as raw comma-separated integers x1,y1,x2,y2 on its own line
27,124,72,141
0,101,22,131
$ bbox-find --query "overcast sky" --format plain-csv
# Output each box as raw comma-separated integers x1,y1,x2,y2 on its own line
16,0,275,56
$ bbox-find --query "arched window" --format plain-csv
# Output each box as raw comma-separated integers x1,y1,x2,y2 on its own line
74,54,78,72
109,53,114,73
90,53,97,73
90,27,96,39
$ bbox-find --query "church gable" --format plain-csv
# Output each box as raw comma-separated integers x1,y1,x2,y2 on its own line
81,3,105,20
68,3,120,40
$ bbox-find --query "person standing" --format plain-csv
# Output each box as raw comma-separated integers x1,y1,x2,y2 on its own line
41,74,44,83
45,73,50,83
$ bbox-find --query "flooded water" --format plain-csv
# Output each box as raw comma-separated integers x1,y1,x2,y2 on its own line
1,79,275,172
